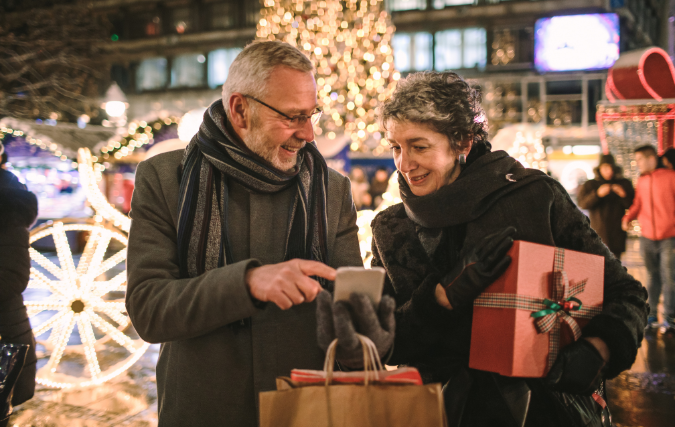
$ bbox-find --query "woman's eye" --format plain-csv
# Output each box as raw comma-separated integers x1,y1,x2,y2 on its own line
413,146,428,152
389,146,400,151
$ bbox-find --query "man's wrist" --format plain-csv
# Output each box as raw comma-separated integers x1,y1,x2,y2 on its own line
243,260,266,307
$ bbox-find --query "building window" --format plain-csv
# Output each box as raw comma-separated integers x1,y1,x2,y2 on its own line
245,1,261,26
208,48,242,88
210,2,236,29
172,7,193,34
390,0,427,11
171,54,206,88
392,32,433,72
130,14,162,38
435,27,486,70
136,57,167,91
434,0,475,8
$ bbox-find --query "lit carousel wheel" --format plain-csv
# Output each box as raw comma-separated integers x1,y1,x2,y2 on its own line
26,218,148,389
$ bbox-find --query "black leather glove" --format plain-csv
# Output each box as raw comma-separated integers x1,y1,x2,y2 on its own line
316,291,395,369
546,338,607,396
440,227,516,310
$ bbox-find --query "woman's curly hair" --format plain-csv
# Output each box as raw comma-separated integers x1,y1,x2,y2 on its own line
378,71,488,152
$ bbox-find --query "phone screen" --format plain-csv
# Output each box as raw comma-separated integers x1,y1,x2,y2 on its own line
333,267,386,304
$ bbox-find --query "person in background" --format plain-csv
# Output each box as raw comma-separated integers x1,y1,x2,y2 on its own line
349,166,372,210
577,154,634,259
0,145,38,426
623,145,675,331
369,166,390,208
660,147,675,170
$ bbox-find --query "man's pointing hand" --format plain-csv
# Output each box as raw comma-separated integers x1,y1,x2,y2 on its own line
246,259,336,310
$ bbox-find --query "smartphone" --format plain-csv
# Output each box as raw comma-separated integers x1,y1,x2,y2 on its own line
333,267,386,305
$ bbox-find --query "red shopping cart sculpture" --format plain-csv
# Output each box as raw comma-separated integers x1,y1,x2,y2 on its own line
598,47,675,181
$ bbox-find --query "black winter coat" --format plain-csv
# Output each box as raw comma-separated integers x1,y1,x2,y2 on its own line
370,151,648,426
0,169,38,406
577,168,634,256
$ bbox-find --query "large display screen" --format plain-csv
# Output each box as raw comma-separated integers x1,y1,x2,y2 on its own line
534,13,620,72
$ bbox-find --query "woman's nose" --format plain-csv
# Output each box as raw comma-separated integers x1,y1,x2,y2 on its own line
398,150,415,173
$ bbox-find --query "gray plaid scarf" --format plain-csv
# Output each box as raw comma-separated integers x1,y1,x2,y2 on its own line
177,100,329,282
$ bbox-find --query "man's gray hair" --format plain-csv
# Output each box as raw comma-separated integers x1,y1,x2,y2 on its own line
221,41,315,116
378,71,488,152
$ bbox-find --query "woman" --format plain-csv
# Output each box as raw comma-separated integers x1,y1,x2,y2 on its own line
577,154,634,259
369,72,648,426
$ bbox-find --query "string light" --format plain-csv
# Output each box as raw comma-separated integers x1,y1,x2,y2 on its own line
506,130,548,171
257,0,398,152
0,122,76,162
97,117,177,163
77,312,102,380
78,148,131,232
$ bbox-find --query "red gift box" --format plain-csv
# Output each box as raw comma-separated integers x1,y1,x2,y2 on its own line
468,241,604,378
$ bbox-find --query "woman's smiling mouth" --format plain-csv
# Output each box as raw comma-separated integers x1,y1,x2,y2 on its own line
408,172,430,185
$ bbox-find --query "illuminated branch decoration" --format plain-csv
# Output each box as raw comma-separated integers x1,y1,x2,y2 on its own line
0,119,79,164
257,0,399,152
97,117,178,164
0,2,110,122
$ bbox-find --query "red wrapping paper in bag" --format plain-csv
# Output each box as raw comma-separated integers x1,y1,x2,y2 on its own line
469,241,604,378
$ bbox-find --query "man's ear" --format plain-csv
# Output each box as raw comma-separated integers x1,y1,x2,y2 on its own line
228,93,249,130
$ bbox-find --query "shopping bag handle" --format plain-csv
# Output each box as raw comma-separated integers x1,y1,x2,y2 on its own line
323,334,384,386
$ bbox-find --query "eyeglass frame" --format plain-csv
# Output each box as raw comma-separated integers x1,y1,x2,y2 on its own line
243,95,322,127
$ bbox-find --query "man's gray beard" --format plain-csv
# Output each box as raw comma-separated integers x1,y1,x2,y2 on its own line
244,126,302,172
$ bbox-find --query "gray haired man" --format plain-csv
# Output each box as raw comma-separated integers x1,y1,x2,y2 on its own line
126,41,392,426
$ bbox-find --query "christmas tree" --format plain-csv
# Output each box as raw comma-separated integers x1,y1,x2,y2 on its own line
257,0,399,154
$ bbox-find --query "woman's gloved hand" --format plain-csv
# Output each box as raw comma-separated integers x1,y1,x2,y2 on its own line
316,291,395,369
546,338,608,396
439,227,516,310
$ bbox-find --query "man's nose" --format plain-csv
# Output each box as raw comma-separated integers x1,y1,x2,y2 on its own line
294,118,315,142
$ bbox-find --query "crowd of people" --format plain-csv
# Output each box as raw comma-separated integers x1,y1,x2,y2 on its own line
578,147,675,332
349,166,391,210
0,39,671,426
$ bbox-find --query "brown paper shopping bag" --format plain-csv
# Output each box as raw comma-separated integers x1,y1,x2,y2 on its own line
259,335,447,427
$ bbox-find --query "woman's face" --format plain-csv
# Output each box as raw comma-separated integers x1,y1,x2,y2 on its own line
599,164,614,181
386,120,471,196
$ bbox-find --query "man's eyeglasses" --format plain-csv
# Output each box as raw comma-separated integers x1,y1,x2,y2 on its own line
244,95,322,128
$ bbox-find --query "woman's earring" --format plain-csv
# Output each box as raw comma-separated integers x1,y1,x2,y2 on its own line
458,153,466,165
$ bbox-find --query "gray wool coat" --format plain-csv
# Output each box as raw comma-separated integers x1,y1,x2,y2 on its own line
126,149,363,426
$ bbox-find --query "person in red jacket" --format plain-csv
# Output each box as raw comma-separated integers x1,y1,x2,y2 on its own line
622,145,675,331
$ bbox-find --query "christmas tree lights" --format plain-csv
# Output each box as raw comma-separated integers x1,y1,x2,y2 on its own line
257,0,399,152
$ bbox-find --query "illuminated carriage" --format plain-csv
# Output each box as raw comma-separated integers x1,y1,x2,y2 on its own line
25,148,149,389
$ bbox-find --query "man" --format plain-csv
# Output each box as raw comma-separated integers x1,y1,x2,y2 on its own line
623,145,675,331
577,153,634,259
126,41,365,426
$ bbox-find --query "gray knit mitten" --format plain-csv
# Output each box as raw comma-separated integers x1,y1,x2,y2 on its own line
316,291,395,369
